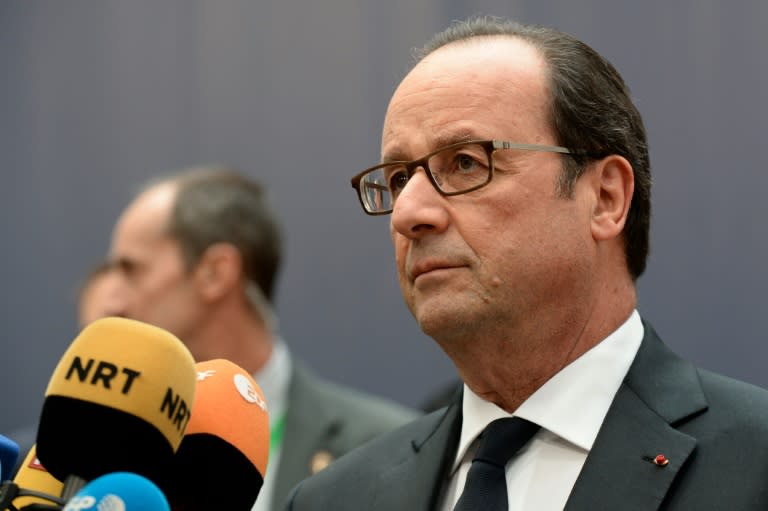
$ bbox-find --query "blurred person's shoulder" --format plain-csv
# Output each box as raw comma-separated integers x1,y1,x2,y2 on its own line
288,360,420,442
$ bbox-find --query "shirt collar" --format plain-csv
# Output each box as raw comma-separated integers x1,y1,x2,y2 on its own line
252,336,292,427
453,310,643,472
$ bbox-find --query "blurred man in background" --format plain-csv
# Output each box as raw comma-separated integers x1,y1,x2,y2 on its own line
107,167,417,510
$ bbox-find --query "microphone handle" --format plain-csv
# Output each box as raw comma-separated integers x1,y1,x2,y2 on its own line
0,480,66,510
60,475,86,502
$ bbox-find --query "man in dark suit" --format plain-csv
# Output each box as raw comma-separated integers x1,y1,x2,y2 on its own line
107,167,417,510
285,16,768,510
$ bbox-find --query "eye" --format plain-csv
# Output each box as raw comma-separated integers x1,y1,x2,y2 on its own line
116,258,140,279
388,169,410,192
456,154,479,174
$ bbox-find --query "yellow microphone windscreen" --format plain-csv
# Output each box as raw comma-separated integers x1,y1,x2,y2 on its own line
37,317,197,483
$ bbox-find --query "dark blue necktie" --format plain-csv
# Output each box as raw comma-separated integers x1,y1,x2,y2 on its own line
453,417,541,511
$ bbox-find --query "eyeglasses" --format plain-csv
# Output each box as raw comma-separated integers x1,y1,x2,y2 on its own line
350,139,576,215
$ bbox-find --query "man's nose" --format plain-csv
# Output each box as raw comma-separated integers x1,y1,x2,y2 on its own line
390,170,450,239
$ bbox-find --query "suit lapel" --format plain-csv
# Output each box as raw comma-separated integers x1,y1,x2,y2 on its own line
371,397,462,511
564,384,697,510
565,322,707,511
273,363,338,506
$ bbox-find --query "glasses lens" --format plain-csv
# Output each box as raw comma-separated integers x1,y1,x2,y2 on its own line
359,167,395,213
427,142,491,193
356,142,492,214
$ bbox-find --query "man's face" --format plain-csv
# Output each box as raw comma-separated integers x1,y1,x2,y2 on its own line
109,184,205,345
384,38,597,347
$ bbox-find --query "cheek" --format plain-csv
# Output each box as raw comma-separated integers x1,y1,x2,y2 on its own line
456,204,518,255
391,231,408,269
143,275,174,299
462,203,558,270
139,268,184,302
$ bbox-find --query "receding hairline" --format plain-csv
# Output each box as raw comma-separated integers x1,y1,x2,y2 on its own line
132,165,237,230
119,180,179,238
404,34,553,99
413,32,544,67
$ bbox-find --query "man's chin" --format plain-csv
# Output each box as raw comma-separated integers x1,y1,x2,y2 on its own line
414,304,473,342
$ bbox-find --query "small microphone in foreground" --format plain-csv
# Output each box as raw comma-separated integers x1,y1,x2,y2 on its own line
62,472,170,511
0,434,20,481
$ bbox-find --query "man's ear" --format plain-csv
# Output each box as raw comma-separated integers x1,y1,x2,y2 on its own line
194,243,243,302
589,155,634,241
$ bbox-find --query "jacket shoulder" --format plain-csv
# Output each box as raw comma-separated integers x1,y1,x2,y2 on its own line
694,367,768,430
284,410,447,511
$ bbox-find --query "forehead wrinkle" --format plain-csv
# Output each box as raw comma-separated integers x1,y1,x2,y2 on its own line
382,97,498,163
381,129,478,163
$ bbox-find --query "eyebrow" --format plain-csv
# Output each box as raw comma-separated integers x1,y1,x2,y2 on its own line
380,131,478,164
433,131,475,148
112,257,138,273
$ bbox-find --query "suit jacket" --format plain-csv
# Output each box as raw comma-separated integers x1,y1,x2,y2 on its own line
270,361,419,511
284,322,768,510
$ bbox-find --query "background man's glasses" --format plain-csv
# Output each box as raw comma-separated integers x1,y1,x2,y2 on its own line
350,140,575,215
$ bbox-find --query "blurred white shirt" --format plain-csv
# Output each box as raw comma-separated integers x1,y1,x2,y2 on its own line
251,338,292,511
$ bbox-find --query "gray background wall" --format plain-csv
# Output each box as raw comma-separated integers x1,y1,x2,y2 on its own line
1,1,766,436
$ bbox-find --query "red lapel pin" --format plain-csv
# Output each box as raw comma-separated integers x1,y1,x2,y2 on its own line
643,453,669,467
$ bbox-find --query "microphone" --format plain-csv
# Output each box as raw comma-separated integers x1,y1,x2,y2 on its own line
35,317,197,496
0,444,65,511
0,434,20,481
62,472,169,511
160,359,270,511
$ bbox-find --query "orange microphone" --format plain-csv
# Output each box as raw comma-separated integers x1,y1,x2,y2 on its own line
161,359,270,511
35,317,197,498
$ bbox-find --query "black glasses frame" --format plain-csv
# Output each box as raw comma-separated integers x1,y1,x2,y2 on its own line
350,139,576,215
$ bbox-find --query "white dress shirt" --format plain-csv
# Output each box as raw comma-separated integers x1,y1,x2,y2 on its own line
251,338,292,511
439,310,644,511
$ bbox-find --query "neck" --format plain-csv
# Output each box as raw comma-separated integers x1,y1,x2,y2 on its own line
185,307,274,375
452,272,636,414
